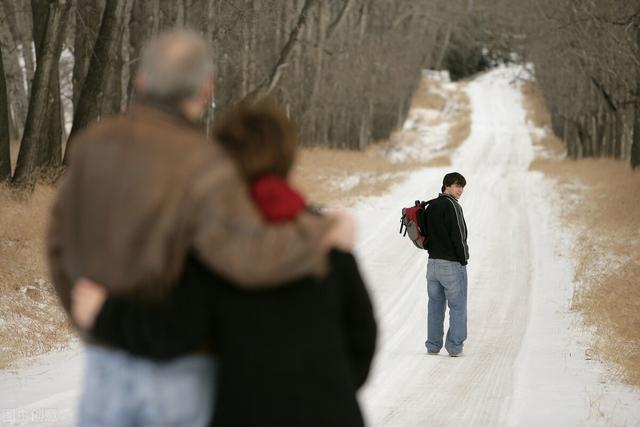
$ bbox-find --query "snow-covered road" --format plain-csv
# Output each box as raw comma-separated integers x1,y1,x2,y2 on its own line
1,68,639,426
354,68,640,426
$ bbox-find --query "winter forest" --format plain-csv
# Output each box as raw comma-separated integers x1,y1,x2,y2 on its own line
1,1,640,426
0,0,639,187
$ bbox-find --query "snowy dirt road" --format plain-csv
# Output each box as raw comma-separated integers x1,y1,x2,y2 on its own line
1,68,639,426
354,68,640,426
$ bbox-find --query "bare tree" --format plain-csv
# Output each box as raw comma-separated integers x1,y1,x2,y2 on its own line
73,0,106,109
632,20,640,169
0,0,30,141
6,0,469,182
507,0,640,168
31,0,64,169
66,0,131,162
12,0,71,185
246,0,318,100
0,44,11,182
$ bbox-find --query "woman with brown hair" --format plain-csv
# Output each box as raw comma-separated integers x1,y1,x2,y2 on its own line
72,98,377,427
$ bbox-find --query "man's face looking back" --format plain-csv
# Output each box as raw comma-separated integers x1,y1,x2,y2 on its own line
444,183,464,200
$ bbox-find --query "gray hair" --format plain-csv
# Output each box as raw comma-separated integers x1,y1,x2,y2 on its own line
138,29,214,101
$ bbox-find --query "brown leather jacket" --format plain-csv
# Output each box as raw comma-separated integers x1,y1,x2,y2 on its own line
47,101,331,315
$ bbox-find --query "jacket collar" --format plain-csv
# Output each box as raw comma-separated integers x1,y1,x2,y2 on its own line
130,95,204,132
439,192,459,203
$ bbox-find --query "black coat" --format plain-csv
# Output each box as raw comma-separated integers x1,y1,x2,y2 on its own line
424,193,469,265
91,250,377,427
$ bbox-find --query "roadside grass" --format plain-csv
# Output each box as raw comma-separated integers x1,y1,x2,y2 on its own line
411,81,447,111
412,78,471,166
522,81,640,386
0,184,71,369
446,83,472,153
0,71,472,368
521,81,566,162
292,145,422,208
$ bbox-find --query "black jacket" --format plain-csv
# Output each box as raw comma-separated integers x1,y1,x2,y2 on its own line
424,193,469,265
91,250,377,427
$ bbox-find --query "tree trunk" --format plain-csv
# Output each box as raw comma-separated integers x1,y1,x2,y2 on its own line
12,0,71,186
203,0,218,137
0,45,11,181
66,0,131,163
119,0,134,111
246,0,318,100
5,0,35,94
631,83,640,168
435,24,453,70
73,0,106,109
0,2,29,141
128,0,159,103
32,0,63,169
15,0,35,93
631,26,640,169
159,0,178,28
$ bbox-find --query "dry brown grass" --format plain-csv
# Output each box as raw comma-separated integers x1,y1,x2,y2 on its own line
0,184,72,368
522,81,550,130
410,76,448,111
292,145,423,207
521,81,640,386
521,81,566,161
447,88,471,152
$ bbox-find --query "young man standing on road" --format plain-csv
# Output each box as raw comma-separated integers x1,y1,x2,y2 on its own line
424,172,469,357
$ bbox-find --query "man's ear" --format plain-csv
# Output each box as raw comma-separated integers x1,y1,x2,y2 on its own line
133,73,147,95
201,79,214,101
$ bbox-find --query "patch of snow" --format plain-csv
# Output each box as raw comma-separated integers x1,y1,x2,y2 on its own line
0,342,83,427
334,175,361,192
422,69,450,83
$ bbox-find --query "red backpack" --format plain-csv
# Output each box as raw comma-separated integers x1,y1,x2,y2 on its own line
399,199,434,249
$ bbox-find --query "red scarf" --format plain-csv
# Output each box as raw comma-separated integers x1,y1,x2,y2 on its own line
250,176,306,223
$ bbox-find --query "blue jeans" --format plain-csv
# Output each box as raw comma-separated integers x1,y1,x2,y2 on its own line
425,259,467,354
78,345,216,427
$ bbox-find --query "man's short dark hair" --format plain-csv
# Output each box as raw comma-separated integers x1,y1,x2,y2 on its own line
441,172,466,192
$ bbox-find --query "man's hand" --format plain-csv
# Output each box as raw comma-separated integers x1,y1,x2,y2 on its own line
323,210,356,252
71,278,107,330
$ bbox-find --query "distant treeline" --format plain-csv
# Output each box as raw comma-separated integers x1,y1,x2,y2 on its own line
5,1,632,187
426,0,640,169
494,0,640,168
524,1,640,169
0,0,480,186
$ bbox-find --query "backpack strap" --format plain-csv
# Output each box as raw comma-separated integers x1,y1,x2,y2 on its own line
417,198,437,236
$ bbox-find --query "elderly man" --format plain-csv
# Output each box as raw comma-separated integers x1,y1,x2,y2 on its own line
48,30,352,426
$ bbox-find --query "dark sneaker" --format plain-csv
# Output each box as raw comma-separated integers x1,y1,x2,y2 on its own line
448,351,463,357
427,350,439,355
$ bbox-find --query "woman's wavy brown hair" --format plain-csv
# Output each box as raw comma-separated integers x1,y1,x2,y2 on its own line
214,97,298,181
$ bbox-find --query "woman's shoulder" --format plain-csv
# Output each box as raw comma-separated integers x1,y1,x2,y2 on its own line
328,249,358,270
